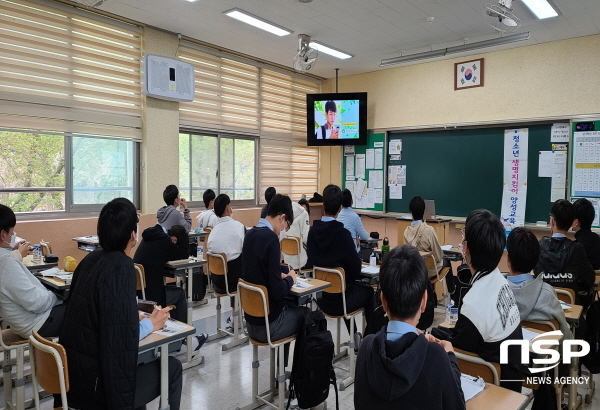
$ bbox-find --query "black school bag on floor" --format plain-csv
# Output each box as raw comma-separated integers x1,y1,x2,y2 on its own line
287,310,339,410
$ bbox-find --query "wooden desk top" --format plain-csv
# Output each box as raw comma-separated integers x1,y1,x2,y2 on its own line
466,383,528,410
289,278,331,297
165,258,207,269
72,235,99,245
564,304,583,323
595,272,600,285
38,276,70,290
138,321,196,352
23,256,58,272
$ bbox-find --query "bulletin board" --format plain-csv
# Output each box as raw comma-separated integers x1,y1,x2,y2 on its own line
342,133,385,212
570,120,600,228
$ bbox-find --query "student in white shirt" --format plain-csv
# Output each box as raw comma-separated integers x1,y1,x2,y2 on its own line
196,189,218,229
207,194,245,324
282,202,310,270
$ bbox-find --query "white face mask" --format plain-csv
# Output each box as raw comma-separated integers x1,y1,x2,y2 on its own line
9,232,17,247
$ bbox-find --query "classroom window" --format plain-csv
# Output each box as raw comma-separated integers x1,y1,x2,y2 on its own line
179,132,256,206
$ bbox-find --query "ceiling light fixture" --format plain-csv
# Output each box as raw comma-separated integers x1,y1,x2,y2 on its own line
380,32,530,66
309,41,353,59
223,8,293,36
521,0,559,19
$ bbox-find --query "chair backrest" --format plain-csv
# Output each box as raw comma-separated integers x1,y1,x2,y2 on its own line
281,236,301,256
455,348,501,385
29,330,69,394
422,253,436,270
554,287,575,304
521,320,559,333
204,227,212,233
133,264,146,292
238,279,270,318
40,241,52,256
313,267,345,294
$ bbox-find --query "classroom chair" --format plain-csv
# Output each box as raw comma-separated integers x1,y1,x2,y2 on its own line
29,330,69,410
554,287,575,305
134,263,146,300
0,328,30,410
454,347,501,385
206,253,248,351
236,279,295,410
280,236,310,276
313,266,363,391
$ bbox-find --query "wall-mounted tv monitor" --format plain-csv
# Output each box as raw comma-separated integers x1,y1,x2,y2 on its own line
307,92,367,146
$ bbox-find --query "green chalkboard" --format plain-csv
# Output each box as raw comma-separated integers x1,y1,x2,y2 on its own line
386,124,559,223
343,133,385,212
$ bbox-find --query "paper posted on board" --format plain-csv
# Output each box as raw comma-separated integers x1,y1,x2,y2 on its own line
374,148,383,169
389,139,402,155
346,155,355,176
366,149,375,169
390,185,402,199
355,154,365,178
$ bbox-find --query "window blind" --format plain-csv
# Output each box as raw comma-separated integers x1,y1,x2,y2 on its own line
0,0,142,139
259,69,320,201
178,47,259,133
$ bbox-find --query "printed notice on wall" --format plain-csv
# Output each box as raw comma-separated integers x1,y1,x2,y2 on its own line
374,148,383,169
355,154,365,179
366,149,375,169
550,151,567,202
501,128,529,226
389,185,402,200
389,139,402,155
551,123,570,143
572,131,600,198
346,155,355,177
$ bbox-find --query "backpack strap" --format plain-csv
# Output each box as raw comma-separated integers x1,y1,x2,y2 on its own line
330,369,340,410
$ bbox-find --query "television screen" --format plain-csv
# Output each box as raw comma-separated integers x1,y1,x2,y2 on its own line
307,92,367,146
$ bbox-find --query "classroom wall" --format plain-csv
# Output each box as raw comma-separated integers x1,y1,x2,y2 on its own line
323,34,600,130
318,146,343,192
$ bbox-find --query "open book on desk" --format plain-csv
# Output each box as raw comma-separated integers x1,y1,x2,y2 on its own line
292,278,312,290
361,266,380,275
460,374,485,401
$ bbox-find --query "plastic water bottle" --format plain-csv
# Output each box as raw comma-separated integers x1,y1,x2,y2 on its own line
445,300,455,324
197,244,204,260
381,237,390,259
369,252,376,267
33,244,42,263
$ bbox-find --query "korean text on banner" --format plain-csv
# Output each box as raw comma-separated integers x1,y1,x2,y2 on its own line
501,128,529,226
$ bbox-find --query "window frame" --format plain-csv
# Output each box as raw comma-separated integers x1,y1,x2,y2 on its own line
0,128,141,216
179,128,258,208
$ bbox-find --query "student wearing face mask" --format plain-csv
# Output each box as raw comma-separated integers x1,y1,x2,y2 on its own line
5,230,30,261
0,204,65,338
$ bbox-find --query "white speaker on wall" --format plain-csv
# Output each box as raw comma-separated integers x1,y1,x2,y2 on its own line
141,54,195,102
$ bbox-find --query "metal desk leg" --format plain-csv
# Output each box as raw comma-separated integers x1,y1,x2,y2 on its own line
182,266,204,370
568,356,582,410
159,343,170,410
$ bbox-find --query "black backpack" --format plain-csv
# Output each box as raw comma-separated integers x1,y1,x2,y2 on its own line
287,310,339,410
583,297,600,374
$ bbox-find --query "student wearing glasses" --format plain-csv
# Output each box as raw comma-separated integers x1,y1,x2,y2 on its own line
242,194,307,364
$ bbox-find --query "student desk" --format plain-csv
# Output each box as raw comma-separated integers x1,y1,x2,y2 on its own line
285,278,331,307
466,383,528,410
72,235,101,252
138,321,195,410
396,217,452,246
22,256,58,273
564,304,583,325
164,258,207,369
188,230,208,244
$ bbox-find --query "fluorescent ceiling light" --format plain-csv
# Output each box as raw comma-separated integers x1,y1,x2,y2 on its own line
223,8,293,36
309,41,353,59
521,0,559,19
380,32,530,67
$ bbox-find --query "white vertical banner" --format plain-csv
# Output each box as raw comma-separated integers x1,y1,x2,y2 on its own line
501,128,529,226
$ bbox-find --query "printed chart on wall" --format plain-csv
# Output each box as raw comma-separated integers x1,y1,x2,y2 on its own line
343,133,385,211
571,120,600,228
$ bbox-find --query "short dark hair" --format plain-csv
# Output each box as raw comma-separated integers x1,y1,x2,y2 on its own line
464,209,505,273
324,100,337,113
573,198,595,230
298,198,310,216
265,187,276,204
379,245,429,320
163,185,179,206
97,198,138,252
551,199,575,231
167,225,189,252
0,204,16,234
409,196,425,220
322,184,342,216
341,189,353,208
203,189,216,209
266,194,293,224
214,194,230,218
507,227,540,274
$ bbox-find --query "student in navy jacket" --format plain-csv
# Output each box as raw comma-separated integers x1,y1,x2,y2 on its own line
355,245,465,410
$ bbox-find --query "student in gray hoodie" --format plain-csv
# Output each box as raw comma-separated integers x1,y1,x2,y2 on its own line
156,185,192,232
506,227,572,338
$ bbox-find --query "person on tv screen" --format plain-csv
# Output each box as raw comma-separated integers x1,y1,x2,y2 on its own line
316,100,339,140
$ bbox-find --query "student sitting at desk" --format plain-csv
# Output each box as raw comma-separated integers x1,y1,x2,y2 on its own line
243,194,306,364
506,227,572,338
307,184,373,336
337,188,370,252
298,198,310,216
207,194,245,328
572,198,600,270
534,199,595,306
196,189,218,230
403,196,443,278
260,186,276,219
355,245,465,410
60,198,183,410
282,201,310,270
0,204,65,338
433,209,523,392
4,229,30,261
157,184,192,232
